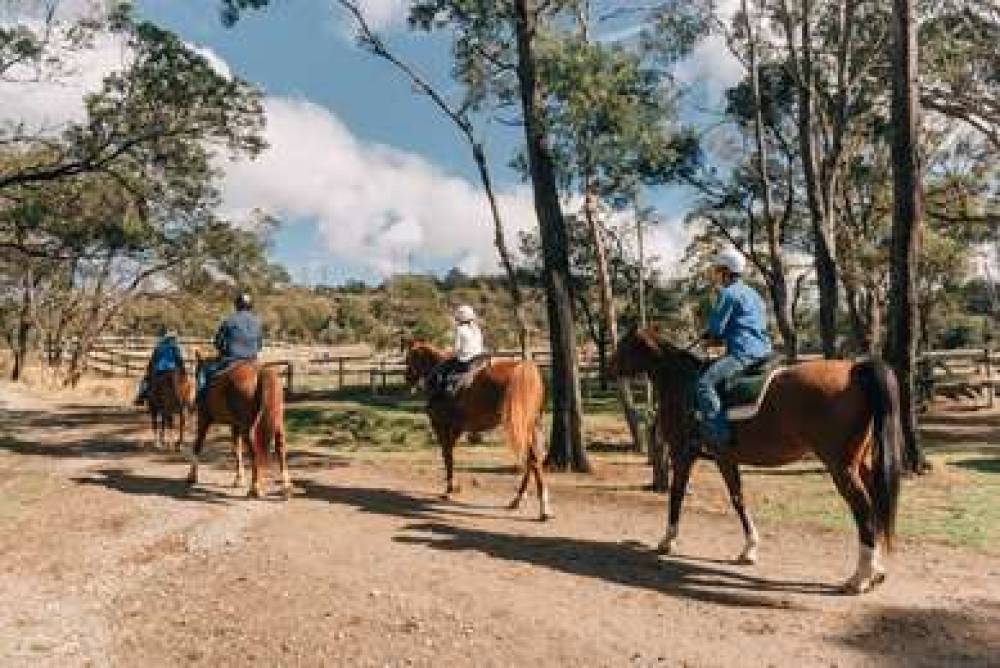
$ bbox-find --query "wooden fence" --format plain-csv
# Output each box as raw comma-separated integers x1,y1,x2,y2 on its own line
82,337,998,407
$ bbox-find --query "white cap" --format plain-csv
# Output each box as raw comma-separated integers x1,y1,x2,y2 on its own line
454,304,477,323
712,247,746,274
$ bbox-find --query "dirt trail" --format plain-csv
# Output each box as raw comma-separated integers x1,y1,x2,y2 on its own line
0,383,997,667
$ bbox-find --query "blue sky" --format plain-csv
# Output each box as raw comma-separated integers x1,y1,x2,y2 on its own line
3,0,744,285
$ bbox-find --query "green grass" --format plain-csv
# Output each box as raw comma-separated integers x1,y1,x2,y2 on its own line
746,450,1000,552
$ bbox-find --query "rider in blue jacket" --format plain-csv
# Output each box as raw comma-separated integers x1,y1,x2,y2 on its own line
696,248,772,449
197,293,263,400
134,327,185,404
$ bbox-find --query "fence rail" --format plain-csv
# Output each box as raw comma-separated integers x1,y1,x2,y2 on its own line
80,337,998,406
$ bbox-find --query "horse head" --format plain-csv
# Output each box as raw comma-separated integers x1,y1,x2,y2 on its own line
403,340,444,389
609,326,665,378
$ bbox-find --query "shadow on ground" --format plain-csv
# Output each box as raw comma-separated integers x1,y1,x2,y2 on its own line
835,602,1000,667
295,479,841,610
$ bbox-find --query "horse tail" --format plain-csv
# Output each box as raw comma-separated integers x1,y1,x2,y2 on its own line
252,366,283,460
501,361,545,465
856,358,902,552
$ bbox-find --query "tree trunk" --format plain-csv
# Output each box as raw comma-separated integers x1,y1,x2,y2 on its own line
782,0,839,358
513,0,588,472
582,185,643,452
471,141,531,359
743,0,798,362
11,267,34,382
886,0,928,473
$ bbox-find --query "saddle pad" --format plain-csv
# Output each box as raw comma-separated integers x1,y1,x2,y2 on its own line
724,367,786,422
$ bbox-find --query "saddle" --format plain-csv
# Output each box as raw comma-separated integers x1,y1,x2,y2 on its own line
197,358,258,403
454,354,491,392
720,356,785,422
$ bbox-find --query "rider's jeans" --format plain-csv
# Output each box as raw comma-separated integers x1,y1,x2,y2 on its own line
696,355,752,443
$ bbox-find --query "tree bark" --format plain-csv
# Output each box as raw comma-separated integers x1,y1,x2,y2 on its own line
513,0,588,472
582,185,643,452
886,0,928,473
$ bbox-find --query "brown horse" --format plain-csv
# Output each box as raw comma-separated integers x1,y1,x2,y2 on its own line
610,327,902,594
403,341,551,520
147,368,194,451
189,351,291,499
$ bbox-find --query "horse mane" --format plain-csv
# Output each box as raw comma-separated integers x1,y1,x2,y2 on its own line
656,338,705,379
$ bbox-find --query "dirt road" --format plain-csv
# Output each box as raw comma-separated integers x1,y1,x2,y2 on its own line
0,383,997,667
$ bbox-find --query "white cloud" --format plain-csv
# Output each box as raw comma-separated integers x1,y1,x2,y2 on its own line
222,96,538,276
0,28,539,279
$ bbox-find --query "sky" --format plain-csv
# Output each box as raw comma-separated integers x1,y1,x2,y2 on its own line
1,0,745,285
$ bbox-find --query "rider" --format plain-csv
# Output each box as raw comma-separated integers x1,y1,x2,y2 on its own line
197,292,263,401
134,326,185,405
430,304,484,398
696,248,772,449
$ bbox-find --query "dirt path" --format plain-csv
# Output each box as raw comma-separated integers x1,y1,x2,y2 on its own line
0,383,997,667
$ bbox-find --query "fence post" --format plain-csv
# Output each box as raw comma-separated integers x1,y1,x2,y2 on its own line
381,359,387,392
338,358,345,390
286,362,294,396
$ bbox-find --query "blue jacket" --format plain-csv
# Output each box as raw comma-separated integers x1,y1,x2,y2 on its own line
707,279,772,362
214,311,263,362
151,337,184,373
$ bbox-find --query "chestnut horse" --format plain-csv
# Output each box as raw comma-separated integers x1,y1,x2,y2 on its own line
403,341,551,520
610,328,902,594
189,351,291,499
147,368,194,451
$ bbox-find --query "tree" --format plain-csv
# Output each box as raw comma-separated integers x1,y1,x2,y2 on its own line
0,9,267,382
885,0,928,472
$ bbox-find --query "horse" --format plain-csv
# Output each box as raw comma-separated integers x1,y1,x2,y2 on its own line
147,368,194,451
188,350,291,499
403,341,552,520
609,327,902,594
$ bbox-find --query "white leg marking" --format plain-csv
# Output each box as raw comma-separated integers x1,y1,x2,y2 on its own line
844,544,877,594
539,488,553,520
657,524,679,555
738,515,760,564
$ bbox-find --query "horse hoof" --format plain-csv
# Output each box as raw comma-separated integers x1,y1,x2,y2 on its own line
247,488,264,499
736,549,758,565
232,479,245,490
840,577,871,595
507,498,521,511
282,486,294,501
656,538,674,555
539,511,554,522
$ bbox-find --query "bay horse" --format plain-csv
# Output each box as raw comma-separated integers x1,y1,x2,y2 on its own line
610,327,902,594
147,368,194,451
189,351,291,499
403,341,551,520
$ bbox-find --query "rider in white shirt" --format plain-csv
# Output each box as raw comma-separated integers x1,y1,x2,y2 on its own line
453,304,484,362
431,304,485,398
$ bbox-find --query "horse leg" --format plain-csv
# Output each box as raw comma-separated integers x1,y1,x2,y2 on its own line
531,444,552,521
231,426,246,489
274,425,292,500
432,419,460,498
148,407,158,449
175,407,185,452
187,413,211,485
508,463,530,511
246,425,267,499
716,460,759,564
831,464,882,594
658,448,696,555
